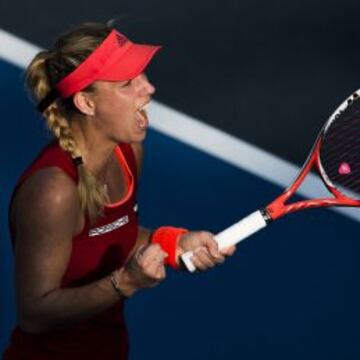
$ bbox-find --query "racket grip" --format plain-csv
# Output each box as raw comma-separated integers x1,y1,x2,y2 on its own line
181,210,268,272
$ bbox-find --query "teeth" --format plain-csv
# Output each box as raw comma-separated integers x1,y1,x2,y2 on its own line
139,102,150,112
136,108,148,129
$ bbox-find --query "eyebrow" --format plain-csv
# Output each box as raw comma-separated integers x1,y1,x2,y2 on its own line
120,79,132,87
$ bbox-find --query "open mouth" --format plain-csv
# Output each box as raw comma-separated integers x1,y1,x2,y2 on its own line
139,101,150,112
135,101,150,130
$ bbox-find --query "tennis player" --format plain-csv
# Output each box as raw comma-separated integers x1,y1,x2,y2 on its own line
3,23,235,359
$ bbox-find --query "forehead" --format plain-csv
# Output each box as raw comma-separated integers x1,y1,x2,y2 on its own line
92,79,130,91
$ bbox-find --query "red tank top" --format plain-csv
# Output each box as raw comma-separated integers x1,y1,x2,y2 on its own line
3,141,139,360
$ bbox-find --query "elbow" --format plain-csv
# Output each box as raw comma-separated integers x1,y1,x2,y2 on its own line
17,291,61,334
19,323,44,334
19,318,48,334
18,311,51,334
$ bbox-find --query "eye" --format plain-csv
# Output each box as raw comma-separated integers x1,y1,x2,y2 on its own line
121,79,132,88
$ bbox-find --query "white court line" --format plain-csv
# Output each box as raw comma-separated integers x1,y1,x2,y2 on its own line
1,28,359,222
0,29,42,68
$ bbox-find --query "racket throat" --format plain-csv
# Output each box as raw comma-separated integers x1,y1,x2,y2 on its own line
260,208,273,224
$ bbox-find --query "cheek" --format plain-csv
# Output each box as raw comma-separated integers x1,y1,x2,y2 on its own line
97,97,134,124
103,106,137,139
96,89,133,114
94,92,139,139
100,99,127,116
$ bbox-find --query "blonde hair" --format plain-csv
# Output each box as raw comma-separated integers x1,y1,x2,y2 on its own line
26,23,112,224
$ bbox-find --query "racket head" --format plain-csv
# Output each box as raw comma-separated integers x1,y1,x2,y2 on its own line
266,90,360,220
318,91,360,201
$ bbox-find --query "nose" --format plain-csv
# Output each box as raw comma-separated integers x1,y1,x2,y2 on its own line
135,73,156,96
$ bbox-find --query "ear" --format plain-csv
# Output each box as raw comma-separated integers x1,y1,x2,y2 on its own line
72,91,96,116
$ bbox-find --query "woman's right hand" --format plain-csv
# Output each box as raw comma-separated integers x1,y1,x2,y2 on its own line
115,244,168,297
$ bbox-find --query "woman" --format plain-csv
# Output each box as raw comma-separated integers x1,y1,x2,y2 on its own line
3,22,235,359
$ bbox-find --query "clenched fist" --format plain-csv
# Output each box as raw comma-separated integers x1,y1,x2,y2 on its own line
114,244,168,297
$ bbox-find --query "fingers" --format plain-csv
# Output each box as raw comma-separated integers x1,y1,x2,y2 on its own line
182,231,237,272
202,233,226,261
200,232,225,264
135,244,167,281
191,242,225,272
199,232,237,260
138,244,167,266
220,245,236,256
191,247,215,271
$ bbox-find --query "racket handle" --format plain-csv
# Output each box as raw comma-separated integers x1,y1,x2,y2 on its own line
181,210,268,272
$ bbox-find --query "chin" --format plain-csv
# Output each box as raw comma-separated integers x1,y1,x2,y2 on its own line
129,130,147,144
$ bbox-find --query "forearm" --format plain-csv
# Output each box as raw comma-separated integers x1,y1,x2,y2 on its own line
19,228,152,334
19,269,133,333
125,226,152,260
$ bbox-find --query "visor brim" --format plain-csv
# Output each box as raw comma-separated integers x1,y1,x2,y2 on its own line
99,43,162,81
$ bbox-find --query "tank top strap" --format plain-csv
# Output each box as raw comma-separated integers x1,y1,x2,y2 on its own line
117,143,138,184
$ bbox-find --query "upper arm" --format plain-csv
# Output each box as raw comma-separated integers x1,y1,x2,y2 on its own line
131,142,144,180
11,168,81,314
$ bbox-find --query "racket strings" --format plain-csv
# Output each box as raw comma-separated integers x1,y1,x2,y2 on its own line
320,98,360,199
322,145,358,175
322,146,359,189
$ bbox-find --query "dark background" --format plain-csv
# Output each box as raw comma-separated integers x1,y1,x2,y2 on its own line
2,0,360,164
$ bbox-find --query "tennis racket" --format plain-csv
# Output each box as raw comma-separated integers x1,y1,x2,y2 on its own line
181,90,360,272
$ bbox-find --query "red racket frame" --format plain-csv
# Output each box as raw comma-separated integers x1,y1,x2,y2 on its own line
266,137,360,220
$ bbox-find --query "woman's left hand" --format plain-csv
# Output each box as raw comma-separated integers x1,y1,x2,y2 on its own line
176,231,236,271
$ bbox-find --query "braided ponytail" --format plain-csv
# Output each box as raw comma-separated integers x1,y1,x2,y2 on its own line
25,24,112,223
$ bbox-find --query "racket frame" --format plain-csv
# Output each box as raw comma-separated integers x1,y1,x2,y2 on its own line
180,89,360,272
266,137,360,220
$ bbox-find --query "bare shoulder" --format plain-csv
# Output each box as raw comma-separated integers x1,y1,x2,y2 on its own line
12,167,82,239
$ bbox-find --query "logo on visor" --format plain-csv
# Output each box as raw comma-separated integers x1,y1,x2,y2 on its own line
115,33,128,46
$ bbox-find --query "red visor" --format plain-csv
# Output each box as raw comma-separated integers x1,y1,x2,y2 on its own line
55,29,161,98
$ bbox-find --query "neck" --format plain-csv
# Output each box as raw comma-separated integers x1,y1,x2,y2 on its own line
71,117,116,176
